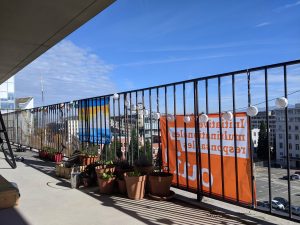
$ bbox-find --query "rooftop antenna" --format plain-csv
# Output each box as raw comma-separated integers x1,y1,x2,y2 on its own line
40,75,44,106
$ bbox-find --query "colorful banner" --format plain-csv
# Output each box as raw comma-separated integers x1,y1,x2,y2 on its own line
161,113,255,205
79,98,111,144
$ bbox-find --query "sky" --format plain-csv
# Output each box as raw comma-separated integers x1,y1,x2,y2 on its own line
14,0,300,109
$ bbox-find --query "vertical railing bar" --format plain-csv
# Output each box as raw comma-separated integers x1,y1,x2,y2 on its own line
284,65,292,218
232,74,240,203
247,71,255,208
218,77,225,199
129,92,132,163
136,92,139,160
100,97,103,157
174,84,179,187
91,98,95,146
118,95,121,159
142,90,146,154
113,97,116,159
80,100,84,150
165,86,170,172
205,79,212,195
124,94,127,160
108,96,112,160
104,96,107,161
264,68,272,213
183,83,189,190
149,89,153,162
156,88,161,170
95,98,99,147
194,81,202,199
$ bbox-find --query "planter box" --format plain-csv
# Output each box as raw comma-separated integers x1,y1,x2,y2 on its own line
55,164,86,179
0,175,20,209
80,155,98,166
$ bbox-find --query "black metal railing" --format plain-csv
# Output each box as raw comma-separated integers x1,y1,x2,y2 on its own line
3,59,300,222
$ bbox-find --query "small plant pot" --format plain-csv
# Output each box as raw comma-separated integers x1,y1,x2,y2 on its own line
98,177,116,194
54,153,63,163
117,179,127,195
149,172,173,197
125,175,146,200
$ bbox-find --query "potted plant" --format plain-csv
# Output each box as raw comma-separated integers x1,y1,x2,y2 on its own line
148,171,173,197
97,172,116,194
124,171,146,200
134,155,154,175
95,160,116,176
79,145,99,166
114,160,134,175
117,173,127,195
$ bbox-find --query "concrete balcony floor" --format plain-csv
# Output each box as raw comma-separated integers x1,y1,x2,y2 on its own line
0,151,270,225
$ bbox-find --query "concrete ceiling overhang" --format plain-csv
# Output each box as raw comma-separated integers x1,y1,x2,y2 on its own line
0,0,115,84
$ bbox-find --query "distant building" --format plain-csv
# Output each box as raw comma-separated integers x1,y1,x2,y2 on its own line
274,104,300,168
251,111,276,148
0,77,15,113
16,97,34,110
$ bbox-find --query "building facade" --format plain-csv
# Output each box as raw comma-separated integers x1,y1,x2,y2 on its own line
0,76,15,113
274,104,300,168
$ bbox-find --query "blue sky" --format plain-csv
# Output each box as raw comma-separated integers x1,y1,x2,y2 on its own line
15,0,300,108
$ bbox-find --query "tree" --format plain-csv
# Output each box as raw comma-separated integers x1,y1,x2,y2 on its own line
257,121,269,161
129,129,139,161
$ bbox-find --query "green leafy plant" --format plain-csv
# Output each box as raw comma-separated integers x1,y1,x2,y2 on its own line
127,171,141,177
100,172,115,180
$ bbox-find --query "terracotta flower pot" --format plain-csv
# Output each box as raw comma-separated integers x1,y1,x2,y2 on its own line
80,155,98,166
149,172,173,197
117,179,127,195
125,175,146,200
54,153,62,163
98,177,116,194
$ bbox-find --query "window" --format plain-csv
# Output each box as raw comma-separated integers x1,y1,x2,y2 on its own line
280,152,283,156
279,125,282,130
254,140,256,145
289,125,292,131
296,134,299,140
296,144,299,150
289,134,292,139
296,154,300,158
289,143,292,149
289,153,293,157
279,134,283,139
296,126,299,131
280,143,283,148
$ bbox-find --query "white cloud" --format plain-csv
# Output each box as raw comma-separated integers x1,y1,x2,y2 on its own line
15,40,115,106
255,22,270,28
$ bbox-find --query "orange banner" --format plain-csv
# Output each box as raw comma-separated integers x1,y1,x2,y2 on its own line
161,113,255,205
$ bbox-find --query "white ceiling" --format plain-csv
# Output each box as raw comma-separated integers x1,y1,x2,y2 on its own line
0,0,115,84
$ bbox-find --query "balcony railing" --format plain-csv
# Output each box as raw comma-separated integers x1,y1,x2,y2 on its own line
3,59,300,222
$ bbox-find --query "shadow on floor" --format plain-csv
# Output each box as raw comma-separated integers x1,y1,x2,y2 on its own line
20,152,278,225
0,207,30,225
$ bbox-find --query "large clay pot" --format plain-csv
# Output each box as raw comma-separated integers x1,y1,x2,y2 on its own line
149,172,173,197
98,177,116,194
125,175,146,200
80,155,98,166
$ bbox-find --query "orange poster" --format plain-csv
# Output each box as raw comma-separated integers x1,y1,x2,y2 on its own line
160,113,255,205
